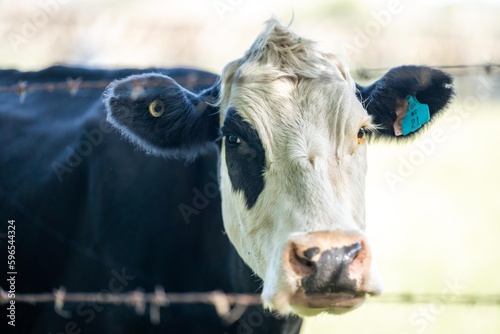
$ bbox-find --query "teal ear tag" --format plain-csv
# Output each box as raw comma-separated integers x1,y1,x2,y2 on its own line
401,95,430,136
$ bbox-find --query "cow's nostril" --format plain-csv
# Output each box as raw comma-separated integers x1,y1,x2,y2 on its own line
345,242,362,262
290,244,317,277
298,256,314,268
303,247,320,260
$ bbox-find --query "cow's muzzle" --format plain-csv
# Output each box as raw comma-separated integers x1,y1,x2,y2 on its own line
284,230,382,314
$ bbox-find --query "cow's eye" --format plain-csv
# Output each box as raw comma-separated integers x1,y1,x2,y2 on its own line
357,127,366,139
226,135,241,145
357,127,366,144
149,100,164,117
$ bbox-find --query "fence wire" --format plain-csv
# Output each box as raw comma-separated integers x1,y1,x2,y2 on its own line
0,287,262,325
354,62,500,80
2,288,499,307
0,63,498,104
1,287,499,325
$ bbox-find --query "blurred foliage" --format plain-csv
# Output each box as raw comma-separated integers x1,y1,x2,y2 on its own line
0,0,498,71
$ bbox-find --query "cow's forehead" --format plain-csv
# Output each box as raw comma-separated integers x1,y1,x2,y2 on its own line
219,20,347,112
230,77,370,161
219,19,370,159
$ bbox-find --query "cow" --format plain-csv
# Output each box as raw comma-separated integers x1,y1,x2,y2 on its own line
0,18,453,334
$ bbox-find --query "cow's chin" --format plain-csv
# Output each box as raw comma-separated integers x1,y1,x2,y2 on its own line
289,291,366,316
263,289,367,317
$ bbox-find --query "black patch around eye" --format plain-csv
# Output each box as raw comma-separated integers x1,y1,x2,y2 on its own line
222,108,266,209
226,134,241,145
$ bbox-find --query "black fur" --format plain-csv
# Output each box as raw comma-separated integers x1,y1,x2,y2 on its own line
104,73,220,159
356,65,454,139
0,66,301,334
222,108,266,208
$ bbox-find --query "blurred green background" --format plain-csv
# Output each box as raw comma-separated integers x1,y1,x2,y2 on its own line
1,0,499,333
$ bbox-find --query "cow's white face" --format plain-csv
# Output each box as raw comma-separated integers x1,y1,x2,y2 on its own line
104,17,454,319
217,21,381,315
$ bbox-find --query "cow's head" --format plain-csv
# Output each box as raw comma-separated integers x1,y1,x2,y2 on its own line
103,19,453,316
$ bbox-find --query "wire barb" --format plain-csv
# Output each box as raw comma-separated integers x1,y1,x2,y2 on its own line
66,77,83,96
210,290,231,317
16,81,27,103
54,287,72,319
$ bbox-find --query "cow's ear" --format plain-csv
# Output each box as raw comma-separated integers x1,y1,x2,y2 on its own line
356,66,454,140
103,73,220,159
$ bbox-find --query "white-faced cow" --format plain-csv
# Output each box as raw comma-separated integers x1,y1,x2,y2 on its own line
0,19,453,333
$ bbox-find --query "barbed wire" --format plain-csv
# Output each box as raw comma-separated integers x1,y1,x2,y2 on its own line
1,287,499,324
0,63,498,103
354,62,500,80
0,74,217,103
3,289,500,306
0,287,262,325
371,293,500,305
3,289,498,307
0,78,109,103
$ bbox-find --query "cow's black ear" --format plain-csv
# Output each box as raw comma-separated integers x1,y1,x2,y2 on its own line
103,73,220,159
356,66,454,140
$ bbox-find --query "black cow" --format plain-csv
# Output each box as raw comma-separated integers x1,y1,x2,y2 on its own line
1,66,295,334
0,20,453,334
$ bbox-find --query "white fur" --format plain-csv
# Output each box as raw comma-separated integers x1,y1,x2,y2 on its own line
219,18,381,315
